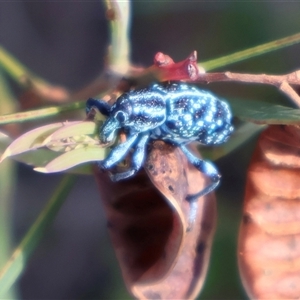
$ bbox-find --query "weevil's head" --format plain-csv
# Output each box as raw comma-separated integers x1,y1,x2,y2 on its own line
99,94,132,143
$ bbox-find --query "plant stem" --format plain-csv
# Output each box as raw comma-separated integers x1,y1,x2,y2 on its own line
104,0,131,74
196,70,300,106
0,175,76,296
0,69,18,299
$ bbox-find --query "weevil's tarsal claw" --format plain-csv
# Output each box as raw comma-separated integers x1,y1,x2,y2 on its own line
186,174,220,202
110,168,137,182
97,160,107,170
97,159,137,181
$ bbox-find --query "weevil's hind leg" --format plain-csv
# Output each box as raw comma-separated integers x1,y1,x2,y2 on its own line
180,145,221,200
179,145,221,230
86,98,111,116
110,134,149,181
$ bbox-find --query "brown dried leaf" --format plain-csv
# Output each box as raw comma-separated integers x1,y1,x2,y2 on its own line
94,159,183,286
239,125,300,299
94,141,216,299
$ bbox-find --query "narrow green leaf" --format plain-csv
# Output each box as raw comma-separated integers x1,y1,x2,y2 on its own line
13,149,62,167
0,45,34,80
0,68,17,299
0,121,104,172
12,149,95,175
43,121,97,145
0,132,11,153
202,32,300,71
230,98,300,125
0,123,66,162
201,122,265,161
0,101,84,125
0,175,76,296
0,45,66,97
35,146,106,173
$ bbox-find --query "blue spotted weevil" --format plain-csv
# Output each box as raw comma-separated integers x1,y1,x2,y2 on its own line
86,82,233,227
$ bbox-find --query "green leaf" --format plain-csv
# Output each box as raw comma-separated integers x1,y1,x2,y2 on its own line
0,45,34,80
1,120,100,160
230,98,300,125
42,121,99,152
201,122,265,161
0,175,76,296
0,123,68,162
12,148,96,175
13,149,62,167
43,121,97,143
34,146,107,173
0,102,85,125
202,32,300,71
0,120,107,174
0,69,17,299
0,132,11,153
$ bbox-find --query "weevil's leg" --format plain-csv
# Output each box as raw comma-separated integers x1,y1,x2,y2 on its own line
179,145,221,230
86,98,111,116
100,133,138,172
110,133,149,181
180,145,221,200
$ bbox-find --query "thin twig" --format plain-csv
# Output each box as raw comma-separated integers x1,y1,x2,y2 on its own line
279,81,300,107
196,70,300,107
197,70,300,86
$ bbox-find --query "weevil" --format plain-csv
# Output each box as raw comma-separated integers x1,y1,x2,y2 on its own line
86,82,233,227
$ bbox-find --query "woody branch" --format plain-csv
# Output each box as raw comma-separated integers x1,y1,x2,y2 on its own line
196,70,300,107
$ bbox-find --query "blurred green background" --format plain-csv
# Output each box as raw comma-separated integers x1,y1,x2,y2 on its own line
0,1,300,299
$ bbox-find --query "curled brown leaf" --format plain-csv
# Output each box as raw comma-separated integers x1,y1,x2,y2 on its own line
94,141,216,299
239,125,300,299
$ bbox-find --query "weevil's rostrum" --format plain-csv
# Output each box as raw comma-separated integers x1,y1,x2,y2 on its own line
86,82,233,225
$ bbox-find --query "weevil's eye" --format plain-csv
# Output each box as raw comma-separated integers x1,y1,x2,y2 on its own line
115,111,128,123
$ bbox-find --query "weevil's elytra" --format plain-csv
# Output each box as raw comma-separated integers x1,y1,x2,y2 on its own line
153,84,232,146
86,82,234,227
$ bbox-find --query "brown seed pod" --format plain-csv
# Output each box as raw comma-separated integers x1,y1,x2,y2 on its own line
94,140,216,299
239,125,300,299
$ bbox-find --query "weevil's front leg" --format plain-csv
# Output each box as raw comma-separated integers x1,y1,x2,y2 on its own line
180,145,220,230
86,98,111,116
99,133,138,176
110,133,149,181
